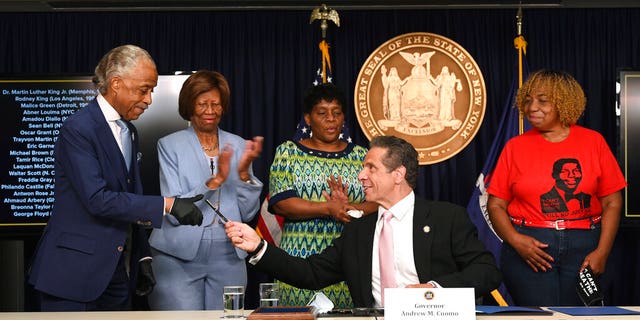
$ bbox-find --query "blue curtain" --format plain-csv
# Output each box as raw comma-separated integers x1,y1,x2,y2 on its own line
2,8,640,306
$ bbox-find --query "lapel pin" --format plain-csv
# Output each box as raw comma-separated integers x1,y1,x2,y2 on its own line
423,225,431,233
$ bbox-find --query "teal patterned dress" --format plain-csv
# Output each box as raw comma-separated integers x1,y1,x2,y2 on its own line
269,140,368,308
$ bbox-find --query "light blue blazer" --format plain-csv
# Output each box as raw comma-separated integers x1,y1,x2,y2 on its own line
149,127,262,260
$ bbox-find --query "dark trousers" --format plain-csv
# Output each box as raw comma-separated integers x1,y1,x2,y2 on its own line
38,254,130,311
501,224,601,306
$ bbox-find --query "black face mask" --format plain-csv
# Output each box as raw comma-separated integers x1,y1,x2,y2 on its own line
576,265,604,306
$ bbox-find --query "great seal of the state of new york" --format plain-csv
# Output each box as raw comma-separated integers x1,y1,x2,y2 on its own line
354,32,487,165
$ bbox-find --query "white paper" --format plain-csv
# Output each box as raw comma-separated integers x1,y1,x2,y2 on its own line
385,287,475,320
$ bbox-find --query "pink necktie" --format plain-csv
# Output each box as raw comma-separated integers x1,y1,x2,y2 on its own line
379,210,396,305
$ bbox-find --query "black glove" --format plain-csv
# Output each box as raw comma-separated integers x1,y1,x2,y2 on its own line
135,259,155,296
170,194,204,226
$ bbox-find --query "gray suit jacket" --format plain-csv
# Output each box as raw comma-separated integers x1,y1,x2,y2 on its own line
256,196,501,307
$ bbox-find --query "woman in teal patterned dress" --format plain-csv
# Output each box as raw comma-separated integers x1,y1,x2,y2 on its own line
268,84,377,308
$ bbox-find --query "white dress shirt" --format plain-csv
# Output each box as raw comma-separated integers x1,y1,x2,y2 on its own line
371,191,420,307
97,94,167,217
97,94,126,151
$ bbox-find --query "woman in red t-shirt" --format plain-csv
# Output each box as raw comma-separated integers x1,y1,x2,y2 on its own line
487,69,626,306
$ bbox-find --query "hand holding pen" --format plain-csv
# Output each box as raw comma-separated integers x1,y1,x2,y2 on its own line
205,199,229,224
225,220,263,253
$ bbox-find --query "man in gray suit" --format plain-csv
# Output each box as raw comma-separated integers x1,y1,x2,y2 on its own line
226,135,501,308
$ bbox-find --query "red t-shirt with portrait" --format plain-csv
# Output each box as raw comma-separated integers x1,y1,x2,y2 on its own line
488,125,626,221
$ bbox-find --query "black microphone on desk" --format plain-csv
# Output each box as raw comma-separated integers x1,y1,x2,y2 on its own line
321,308,384,317
576,265,604,306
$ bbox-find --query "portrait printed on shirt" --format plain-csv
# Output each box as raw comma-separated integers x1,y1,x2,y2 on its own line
540,158,592,214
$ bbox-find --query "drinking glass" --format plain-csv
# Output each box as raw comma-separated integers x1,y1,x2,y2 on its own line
222,285,245,318
259,282,280,307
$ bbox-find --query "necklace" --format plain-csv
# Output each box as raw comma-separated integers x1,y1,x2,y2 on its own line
200,134,219,153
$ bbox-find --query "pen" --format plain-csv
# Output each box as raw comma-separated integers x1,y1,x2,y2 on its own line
205,199,229,224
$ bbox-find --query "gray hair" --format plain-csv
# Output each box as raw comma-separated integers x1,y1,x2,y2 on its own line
370,135,419,189
92,45,156,94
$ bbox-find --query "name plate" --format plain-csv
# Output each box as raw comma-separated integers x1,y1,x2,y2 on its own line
385,287,475,320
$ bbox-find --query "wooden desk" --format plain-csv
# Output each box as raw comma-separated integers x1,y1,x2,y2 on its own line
1,307,640,319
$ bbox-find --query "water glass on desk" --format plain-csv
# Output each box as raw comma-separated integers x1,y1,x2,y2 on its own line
222,285,245,318
259,282,279,307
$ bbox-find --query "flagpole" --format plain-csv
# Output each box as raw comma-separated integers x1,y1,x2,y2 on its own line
515,6,527,135
485,7,530,307
310,4,340,84
256,4,346,249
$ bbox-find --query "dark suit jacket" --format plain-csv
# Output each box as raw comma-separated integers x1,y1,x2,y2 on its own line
28,99,164,303
257,196,501,307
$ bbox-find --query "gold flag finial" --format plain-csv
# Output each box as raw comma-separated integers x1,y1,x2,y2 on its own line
516,4,523,36
310,3,340,39
514,4,527,134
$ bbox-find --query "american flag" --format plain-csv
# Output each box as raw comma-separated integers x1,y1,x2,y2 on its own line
256,39,352,246
466,34,530,306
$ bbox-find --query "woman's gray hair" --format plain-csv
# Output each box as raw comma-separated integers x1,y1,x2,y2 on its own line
92,45,156,94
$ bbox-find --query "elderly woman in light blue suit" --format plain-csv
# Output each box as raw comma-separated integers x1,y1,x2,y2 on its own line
148,70,263,310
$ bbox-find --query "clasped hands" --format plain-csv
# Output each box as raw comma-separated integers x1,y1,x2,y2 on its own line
169,137,263,226
323,176,353,223
206,136,263,189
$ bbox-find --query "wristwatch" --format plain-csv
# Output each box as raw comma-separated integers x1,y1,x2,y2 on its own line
249,239,266,256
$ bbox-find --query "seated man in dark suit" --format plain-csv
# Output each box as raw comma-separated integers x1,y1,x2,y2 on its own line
226,135,501,307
